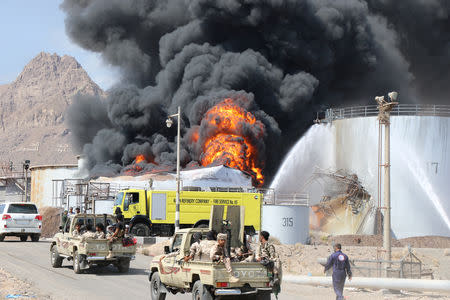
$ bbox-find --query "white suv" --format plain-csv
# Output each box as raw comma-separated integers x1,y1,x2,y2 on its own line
0,202,42,242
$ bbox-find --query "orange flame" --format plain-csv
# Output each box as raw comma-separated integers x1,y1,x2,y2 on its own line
135,154,146,164
200,98,264,186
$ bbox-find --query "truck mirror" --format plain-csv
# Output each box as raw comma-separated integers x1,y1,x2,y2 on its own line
164,246,170,254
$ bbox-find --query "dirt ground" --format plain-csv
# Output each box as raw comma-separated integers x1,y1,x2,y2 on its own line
0,267,49,299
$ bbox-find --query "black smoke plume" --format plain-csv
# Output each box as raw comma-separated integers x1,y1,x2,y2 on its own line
62,0,449,183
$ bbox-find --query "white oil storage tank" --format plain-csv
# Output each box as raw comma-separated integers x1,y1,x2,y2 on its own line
270,104,450,238
262,194,309,244
30,165,80,208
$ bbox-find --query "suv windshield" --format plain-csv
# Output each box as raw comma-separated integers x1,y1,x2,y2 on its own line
7,204,38,214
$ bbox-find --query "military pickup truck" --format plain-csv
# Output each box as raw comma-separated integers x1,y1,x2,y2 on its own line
149,228,275,300
50,213,136,274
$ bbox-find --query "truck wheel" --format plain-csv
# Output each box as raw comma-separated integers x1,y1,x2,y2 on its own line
0,235,5,242
192,280,214,300
117,258,130,273
50,245,63,268
73,251,83,274
31,234,40,242
20,236,27,242
131,223,150,236
150,272,166,300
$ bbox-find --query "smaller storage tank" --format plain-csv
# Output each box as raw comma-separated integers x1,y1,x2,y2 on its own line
30,165,79,208
262,204,309,244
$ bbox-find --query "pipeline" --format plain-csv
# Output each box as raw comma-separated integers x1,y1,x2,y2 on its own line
283,275,450,293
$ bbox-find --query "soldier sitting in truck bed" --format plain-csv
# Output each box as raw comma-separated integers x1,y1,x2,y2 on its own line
184,232,202,262
210,233,240,283
72,221,83,237
94,223,106,239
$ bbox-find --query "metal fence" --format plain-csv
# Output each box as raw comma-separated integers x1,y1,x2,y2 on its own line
260,188,309,206
322,104,450,122
346,249,431,279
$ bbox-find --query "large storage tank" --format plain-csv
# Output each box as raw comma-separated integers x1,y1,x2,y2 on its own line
271,105,450,239
262,204,309,244
30,165,79,208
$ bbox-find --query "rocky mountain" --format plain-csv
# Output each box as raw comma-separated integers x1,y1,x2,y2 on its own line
0,52,105,167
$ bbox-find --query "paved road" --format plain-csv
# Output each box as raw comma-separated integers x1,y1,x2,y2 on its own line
0,240,302,300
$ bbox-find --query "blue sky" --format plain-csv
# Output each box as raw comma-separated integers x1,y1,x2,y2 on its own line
0,0,118,90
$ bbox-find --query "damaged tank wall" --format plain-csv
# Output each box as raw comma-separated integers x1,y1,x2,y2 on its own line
271,115,450,238
333,116,450,238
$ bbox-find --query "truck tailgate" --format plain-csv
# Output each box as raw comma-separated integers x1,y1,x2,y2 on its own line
212,263,270,287
83,239,136,256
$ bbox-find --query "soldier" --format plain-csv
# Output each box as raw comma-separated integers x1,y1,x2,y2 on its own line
210,233,239,283
198,230,217,261
184,232,202,262
61,210,68,227
80,224,96,241
106,219,125,259
324,243,352,300
72,222,83,237
256,231,281,286
94,223,106,239
232,234,253,262
115,207,124,222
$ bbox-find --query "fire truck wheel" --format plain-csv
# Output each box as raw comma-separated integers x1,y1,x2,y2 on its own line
131,223,150,236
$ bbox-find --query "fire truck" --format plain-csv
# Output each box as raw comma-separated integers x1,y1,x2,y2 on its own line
113,189,262,236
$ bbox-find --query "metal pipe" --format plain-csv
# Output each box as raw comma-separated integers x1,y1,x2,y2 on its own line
283,275,450,293
384,112,391,268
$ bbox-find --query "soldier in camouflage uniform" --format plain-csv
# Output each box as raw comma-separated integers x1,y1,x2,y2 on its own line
94,223,106,239
256,231,282,286
80,224,96,241
198,230,217,261
72,222,83,237
210,233,239,283
184,232,202,262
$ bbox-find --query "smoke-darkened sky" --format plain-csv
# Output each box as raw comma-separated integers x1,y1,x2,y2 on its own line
63,0,450,184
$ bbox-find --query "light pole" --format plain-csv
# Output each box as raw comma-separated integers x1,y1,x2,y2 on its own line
375,91,398,274
166,106,181,232
23,160,30,202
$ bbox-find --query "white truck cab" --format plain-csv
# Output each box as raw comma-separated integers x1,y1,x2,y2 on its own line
0,202,42,242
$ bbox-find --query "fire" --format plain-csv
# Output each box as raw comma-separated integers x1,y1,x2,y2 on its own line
123,154,147,175
135,154,145,164
200,98,264,186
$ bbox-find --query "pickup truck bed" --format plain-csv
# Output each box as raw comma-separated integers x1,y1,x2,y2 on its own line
51,214,137,274
149,228,276,300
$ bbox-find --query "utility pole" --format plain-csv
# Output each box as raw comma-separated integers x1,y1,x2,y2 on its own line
166,106,181,232
23,160,30,202
375,92,398,275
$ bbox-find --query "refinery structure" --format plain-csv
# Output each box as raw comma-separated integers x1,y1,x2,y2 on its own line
271,104,450,239
1,104,449,244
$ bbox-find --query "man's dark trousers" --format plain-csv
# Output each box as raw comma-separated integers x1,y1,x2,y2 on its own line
332,270,346,300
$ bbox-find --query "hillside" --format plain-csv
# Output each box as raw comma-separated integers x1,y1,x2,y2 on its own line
0,52,105,167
